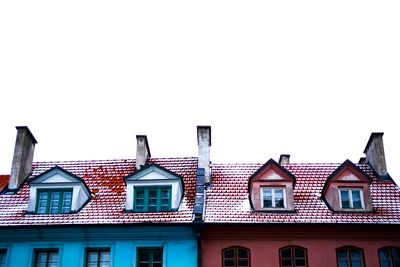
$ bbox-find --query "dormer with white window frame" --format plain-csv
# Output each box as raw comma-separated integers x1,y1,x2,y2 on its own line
321,159,373,212
124,164,184,212
27,166,91,214
249,159,296,212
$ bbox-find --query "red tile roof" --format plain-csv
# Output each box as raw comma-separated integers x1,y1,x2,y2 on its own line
0,158,197,226
0,175,9,191
205,162,400,224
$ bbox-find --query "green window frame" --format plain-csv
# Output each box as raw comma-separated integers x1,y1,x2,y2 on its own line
137,248,163,267
0,249,6,267
36,188,73,214
34,249,59,267
134,186,171,212
86,248,111,267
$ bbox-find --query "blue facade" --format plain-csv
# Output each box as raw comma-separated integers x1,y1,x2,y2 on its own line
0,226,198,267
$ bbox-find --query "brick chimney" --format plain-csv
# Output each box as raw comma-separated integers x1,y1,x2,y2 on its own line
8,126,37,191
136,135,151,170
197,126,211,184
279,154,290,164
364,132,389,179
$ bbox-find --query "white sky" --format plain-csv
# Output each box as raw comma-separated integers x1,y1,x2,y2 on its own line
1,1,399,185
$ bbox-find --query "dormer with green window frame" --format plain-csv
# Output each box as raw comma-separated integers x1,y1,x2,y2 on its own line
125,164,184,212
28,166,91,214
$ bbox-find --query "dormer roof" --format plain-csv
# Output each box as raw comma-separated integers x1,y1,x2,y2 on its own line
249,158,296,185
321,159,372,195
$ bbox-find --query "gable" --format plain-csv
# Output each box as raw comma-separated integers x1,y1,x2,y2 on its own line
125,164,183,183
29,166,86,185
249,159,296,184
322,160,372,196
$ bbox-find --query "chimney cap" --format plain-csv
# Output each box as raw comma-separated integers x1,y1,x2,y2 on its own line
197,126,211,146
279,154,290,164
363,132,384,153
136,135,151,158
16,126,38,144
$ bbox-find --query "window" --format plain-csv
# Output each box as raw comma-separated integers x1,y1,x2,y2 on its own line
336,247,364,267
134,186,171,212
137,248,163,267
0,249,6,267
222,247,250,267
86,248,110,267
34,249,59,267
262,187,285,208
280,246,308,267
36,189,73,214
339,189,363,209
379,247,400,267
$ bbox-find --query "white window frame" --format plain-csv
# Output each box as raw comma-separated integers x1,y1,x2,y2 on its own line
260,187,287,209
338,188,364,209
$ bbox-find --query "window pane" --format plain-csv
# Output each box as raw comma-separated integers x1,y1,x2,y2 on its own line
337,249,348,260
379,248,391,260
351,249,362,262
62,191,72,213
282,259,293,266
281,248,292,258
50,192,60,213
340,190,350,208
224,259,235,267
148,190,158,211
338,261,349,267
263,189,272,208
100,251,110,262
224,249,234,259
238,259,249,267
391,247,400,265
237,249,248,259
294,248,305,258
352,190,362,209
48,252,58,263
37,192,48,214
275,189,284,208
295,259,306,267
36,252,48,263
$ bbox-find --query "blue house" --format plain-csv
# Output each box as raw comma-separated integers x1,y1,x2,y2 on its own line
0,126,211,267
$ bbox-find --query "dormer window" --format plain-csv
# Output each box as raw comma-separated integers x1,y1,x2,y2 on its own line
28,166,91,214
321,160,373,212
125,164,184,212
262,187,285,208
37,189,73,214
339,188,363,209
134,186,171,212
249,159,296,212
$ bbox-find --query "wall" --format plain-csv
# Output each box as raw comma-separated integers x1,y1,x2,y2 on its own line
0,225,198,267
201,225,400,267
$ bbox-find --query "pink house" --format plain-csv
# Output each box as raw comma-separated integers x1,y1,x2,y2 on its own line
199,133,400,267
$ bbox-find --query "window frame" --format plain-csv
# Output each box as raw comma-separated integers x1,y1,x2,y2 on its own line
222,246,250,267
0,249,7,267
36,188,73,214
338,188,364,210
137,247,163,267
378,246,400,267
33,248,59,267
279,246,308,267
260,187,287,209
85,248,111,267
133,186,172,212
336,246,365,267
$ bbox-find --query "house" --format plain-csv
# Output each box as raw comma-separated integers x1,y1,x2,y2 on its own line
0,126,212,267
1,126,399,267
200,133,400,267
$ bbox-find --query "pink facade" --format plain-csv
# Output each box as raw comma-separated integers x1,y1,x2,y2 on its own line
201,225,400,267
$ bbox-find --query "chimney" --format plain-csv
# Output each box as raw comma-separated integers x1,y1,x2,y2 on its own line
136,135,151,170
197,126,211,184
363,132,388,179
8,126,37,191
279,154,290,164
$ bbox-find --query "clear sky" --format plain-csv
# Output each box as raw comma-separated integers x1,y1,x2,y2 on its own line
1,1,399,185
